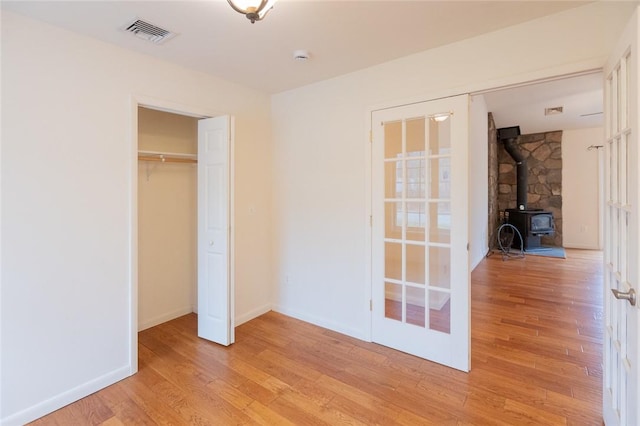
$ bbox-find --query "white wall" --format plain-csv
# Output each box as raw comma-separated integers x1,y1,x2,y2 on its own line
562,127,604,249
469,95,489,269
270,2,631,340
138,108,198,331
1,11,272,424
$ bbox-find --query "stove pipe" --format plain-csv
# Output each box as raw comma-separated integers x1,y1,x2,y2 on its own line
497,126,527,211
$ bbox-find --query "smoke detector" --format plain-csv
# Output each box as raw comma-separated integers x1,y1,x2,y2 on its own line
122,18,177,44
293,50,310,61
544,106,564,116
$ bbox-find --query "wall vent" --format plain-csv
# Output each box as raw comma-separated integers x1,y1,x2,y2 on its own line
122,18,176,44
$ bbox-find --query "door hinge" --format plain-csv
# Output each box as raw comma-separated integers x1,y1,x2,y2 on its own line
369,215,373,227
467,243,470,251
369,130,373,143
369,299,373,311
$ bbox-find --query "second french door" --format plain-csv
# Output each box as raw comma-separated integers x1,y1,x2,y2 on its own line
371,95,470,372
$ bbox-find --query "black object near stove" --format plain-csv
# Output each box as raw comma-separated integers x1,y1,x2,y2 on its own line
497,126,555,251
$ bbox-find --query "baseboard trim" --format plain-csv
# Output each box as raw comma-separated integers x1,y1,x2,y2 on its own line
563,243,601,250
1,366,131,426
138,306,193,331
235,303,272,326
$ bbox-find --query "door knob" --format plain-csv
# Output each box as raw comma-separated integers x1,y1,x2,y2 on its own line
612,288,636,306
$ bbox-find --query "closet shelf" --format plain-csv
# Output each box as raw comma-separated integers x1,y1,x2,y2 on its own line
138,150,197,164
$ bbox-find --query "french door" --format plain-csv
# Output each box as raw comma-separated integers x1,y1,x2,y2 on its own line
197,115,234,346
603,7,638,425
371,95,470,372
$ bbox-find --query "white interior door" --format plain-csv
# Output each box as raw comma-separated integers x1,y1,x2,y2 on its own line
371,95,470,372
603,7,638,425
197,115,234,346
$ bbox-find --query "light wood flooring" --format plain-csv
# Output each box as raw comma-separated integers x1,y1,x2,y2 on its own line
31,249,603,425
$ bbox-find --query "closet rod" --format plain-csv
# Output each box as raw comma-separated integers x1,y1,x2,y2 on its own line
138,155,197,164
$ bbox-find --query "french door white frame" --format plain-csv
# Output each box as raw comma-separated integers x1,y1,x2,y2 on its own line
128,95,232,375
369,95,470,371
603,8,639,424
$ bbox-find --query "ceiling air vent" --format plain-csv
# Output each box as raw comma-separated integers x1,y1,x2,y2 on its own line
122,18,176,44
544,106,564,116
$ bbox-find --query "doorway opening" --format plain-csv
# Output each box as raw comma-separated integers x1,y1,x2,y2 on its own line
129,98,234,375
137,106,199,332
477,70,605,254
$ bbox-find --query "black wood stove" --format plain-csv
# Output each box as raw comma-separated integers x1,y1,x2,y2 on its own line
497,126,555,251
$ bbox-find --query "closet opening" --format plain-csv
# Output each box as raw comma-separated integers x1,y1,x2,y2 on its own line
137,106,199,332
131,101,235,374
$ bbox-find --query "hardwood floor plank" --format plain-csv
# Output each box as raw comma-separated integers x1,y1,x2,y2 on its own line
258,349,324,382
395,408,457,426
313,374,403,424
117,373,187,425
30,249,603,425
105,399,157,426
241,400,297,426
502,398,567,425
99,417,127,426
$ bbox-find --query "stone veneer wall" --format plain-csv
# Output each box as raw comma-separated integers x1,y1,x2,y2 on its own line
487,113,500,250
497,131,563,247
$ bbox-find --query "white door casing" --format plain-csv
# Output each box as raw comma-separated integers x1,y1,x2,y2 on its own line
197,115,235,346
603,7,638,425
371,95,470,372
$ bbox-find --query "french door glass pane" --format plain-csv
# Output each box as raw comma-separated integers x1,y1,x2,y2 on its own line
607,76,613,135
384,121,402,159
617,138,624,203
385,282,402,321
429,246,451,289
406,208,426,242
406,286,426,328
429,157,451,199
625,133,630,204
624,211,629,282
625,54,630,128
611,140,617,202
612,205,617,266
429,202,451,243
385,161,402,198
406,117,426,154
429,116,451,154
429,290,451,334
615,356,621,411
384,242,402,281
406,243,425,285
613,67,622,133
385,202,402,239
382,113,453,333
407,157,426,198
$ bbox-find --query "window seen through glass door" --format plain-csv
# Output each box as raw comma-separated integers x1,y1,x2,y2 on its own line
382,115,452,333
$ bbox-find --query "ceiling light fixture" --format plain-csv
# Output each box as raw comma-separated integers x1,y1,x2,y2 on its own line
227,0,277,23
431,112,452,122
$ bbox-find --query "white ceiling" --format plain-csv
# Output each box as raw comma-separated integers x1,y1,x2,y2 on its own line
3,0,592,94
483,72,604,135
2,1,632,133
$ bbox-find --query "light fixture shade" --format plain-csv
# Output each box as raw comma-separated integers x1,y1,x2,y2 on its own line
431,112,451,122
227,0,277,23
